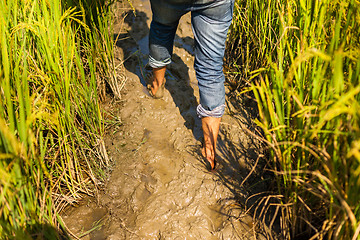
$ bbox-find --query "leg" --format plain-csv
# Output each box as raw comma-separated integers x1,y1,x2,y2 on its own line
192,0,235,169
191,0,234,110
147,19,177,98
148,0,189,70
147,1,185,97
148,20,178,69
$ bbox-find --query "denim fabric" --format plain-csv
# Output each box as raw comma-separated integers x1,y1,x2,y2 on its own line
148,0,235,117
197,104,225,118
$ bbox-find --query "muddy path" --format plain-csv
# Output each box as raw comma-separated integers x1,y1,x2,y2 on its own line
61,1,271,239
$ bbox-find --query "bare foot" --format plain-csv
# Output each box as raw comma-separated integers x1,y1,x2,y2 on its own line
201,116,221,170
149,66,166,96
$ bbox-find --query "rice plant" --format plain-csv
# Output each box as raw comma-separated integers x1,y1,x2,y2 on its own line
228,0,360,238
0,0,116,238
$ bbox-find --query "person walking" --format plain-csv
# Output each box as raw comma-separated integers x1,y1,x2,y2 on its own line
146,0,235,170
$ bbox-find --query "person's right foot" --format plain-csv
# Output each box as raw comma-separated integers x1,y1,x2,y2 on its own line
201,116,221,170
201,147,216,170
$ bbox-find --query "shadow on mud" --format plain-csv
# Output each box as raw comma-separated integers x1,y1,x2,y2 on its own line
114,9,202,140
217,94,279,237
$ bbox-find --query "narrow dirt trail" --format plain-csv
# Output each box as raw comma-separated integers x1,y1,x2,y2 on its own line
62,1,268,239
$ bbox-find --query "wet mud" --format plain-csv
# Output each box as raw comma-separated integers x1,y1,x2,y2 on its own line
61,0,271,239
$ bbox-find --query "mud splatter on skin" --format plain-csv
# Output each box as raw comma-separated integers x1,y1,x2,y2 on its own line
61,1,270,239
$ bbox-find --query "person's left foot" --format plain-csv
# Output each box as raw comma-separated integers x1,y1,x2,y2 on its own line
146,66,167,99
147,75,165,99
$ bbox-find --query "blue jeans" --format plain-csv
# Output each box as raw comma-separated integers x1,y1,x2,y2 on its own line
148,0,235,118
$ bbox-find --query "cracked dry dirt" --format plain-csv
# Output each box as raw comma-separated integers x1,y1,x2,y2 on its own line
61,0,270,239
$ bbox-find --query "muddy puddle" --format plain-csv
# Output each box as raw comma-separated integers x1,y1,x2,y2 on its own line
61,0,271,239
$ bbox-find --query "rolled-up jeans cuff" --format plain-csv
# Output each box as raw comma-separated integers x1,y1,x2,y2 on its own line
197,104,225,118
148,55,171,69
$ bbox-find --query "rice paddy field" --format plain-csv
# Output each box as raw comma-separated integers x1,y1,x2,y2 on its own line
0,0,115,238
0,0,359,239
227,0,360,239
